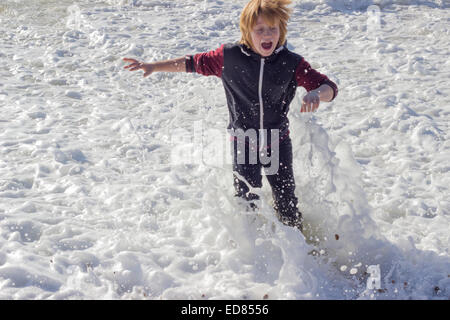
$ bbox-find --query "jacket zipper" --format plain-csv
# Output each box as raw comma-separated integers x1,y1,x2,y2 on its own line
258,58,265,152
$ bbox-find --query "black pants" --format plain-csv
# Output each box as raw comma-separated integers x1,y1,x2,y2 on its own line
232,136,302,230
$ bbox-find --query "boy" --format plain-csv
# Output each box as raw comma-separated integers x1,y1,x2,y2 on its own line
123,0,338,233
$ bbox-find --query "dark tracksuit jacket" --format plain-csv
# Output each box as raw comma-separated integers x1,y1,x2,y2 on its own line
186,42,338,225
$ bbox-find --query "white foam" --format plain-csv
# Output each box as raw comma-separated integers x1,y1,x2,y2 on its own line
0,0,448,300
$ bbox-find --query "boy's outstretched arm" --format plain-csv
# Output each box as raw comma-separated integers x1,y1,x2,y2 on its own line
296,56,338,113
123,57,186,77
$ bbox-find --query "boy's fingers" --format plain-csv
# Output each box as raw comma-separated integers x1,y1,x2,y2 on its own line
126,63,144,71
300,102,307,113
301,101,317,113
125,62,139,67
123,58,143,70
301,98,319,113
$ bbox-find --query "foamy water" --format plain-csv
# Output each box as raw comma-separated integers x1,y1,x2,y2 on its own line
0,0,449,299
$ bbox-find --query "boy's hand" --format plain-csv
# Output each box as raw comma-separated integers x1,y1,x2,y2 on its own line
301,91,320,113
123,58,154,77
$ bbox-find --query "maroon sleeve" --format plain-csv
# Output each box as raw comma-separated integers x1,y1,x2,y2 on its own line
295,58,338,100
185,44,224,78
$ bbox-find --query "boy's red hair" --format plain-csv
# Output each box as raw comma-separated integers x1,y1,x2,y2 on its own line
240,0,292,49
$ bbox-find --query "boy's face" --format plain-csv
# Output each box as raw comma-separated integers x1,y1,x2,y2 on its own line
250,15,280,57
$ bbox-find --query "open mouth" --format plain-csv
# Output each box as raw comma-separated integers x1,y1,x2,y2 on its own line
261,42,273,50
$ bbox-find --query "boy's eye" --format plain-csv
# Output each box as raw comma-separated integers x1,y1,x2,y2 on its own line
254,27,278,35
